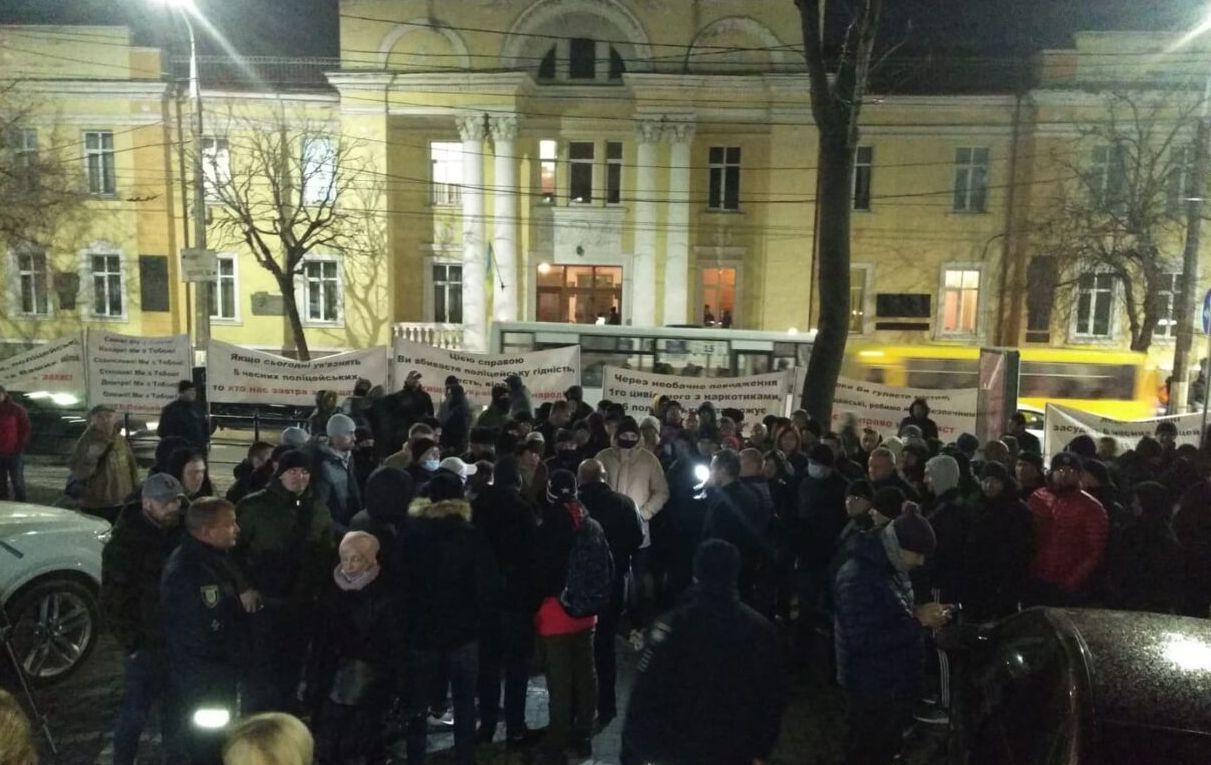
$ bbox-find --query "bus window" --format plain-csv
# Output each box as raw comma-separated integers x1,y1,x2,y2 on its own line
734,351,772,376
906,358,980,388
1019,362,1136,400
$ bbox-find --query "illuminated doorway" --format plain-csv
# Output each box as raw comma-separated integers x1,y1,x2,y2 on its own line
536,265,623,323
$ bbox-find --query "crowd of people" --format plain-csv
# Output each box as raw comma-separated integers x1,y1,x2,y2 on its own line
80,371,1211,765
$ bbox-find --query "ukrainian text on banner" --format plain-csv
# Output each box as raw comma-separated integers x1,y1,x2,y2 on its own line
390,339,580,407
0,334,86,394
1043,404,1201,460
86,331,192,416
601,367,792,420
827,376,979,439
206,340,390,406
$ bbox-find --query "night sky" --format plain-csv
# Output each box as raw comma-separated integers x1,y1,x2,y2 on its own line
0,0,1198,60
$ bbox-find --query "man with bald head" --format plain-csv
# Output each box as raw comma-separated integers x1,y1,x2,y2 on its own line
576,458,644,727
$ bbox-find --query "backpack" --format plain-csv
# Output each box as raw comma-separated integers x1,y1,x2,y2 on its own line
560,514,615,618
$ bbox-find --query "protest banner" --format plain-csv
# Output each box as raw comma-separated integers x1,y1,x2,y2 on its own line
390,338,580,408
823,376,979,439
1043,404,1201,459
601,367,792,421
86,331,192,416
0,334,86,394
207,340,389,406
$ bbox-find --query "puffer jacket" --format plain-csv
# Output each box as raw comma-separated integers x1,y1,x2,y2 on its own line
396,497,500,649
234,480,335,605
833,528,924,694
596,445,670,547
1028,487,1108,593
68,425,139,511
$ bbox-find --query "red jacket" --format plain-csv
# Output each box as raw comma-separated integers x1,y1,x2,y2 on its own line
0,399,31,457
1028,487,1108,593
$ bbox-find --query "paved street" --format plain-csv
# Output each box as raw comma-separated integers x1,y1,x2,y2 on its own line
9,448,944,765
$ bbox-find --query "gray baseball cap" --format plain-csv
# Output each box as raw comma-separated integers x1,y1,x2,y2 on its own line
142,473,186,503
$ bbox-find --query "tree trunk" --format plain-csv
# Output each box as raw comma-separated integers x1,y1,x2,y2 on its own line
277,273,311,361
1171,114,1209,413
800,131,855,423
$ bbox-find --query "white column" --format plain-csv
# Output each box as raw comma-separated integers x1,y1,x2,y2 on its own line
663,122,695,325
491,115,520,323
632,119,662,326
458,114,489,351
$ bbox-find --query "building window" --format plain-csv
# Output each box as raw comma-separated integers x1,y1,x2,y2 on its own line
301,135,336,206
1168,145,1194,214
15,249,49,316
1090,144,1126,208
1025,256,1058,343
953,147,989,213
304,259,340,323
537,265,622,323
430,142,463,206
940,267,981,335
606,141,623,204
200,137,230,200
708,146,741,210
852,146,873,211
849,266,869,333
433,263,463,323
11,128,37,191
569,38,596,80
211,256,237,320
569,141,594,204
539,139,557,204
1074,272,1115,338
90,252,123,317
700,267,737,327
84,130,115,195
1155,272,1181,338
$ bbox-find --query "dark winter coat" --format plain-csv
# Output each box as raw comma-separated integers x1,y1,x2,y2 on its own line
374,387,434,459
795,470,850,574
226,459,272,505
349,466,414,555
622,588,787,765
1106,517,1185,614
311,444,364,532
234,481,335,605
536,500,581,598
833,530,924,694
1175,479,1211,615
961,490,1034,620
101,501,182,653
157,398,209,449
308,575,405,707
470,483,539,612
898,413,939,442
923,488,967,601
438,387,473,455
396,497,499,649
701,482,769,562
578,481,644,583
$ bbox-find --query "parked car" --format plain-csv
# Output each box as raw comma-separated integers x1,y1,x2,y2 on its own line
0,501,109,684
949,608,1211,764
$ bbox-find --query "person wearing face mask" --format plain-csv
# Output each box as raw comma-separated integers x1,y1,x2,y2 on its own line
103,473,187,765
406,438,442,487
235,449,336,713
597,417,670,621
1026,452,1108,607
794,444,850,637
475,383,513,432
546,429,582,474
834,505,950,765
308,531,402,765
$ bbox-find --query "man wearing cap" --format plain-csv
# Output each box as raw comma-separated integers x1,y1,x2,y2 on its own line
234,449,335,712
1027,452,1108,606
622,540,787,765
68,404,140,521
834,505,952,765
157,380,209,451
102,472,186,765
0,385,30,501
312,413,363,532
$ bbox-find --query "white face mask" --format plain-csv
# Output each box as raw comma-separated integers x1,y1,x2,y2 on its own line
807,463,830,480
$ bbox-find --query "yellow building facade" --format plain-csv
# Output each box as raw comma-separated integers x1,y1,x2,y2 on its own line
2,5,1210,374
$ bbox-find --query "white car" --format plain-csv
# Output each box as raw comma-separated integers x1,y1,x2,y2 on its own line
0,501,109,684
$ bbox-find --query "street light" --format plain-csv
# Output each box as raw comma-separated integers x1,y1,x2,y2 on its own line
160,0,211,362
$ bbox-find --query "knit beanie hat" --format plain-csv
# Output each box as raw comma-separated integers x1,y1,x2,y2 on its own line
693,539,741,595
1081,458,1112,488
925,455,960,496
339,530,380,562
980,460,1011,484
281,426,309,448
893,505,937,556
883,436,904,465
847,480,875,500
425,471,465,502
274,449,311,478
326,413,356,439
872,486,907,520
546,469,577,503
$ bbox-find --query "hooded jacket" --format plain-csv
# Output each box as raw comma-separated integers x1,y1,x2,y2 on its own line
234,481,335,605
596,443,670,547
397,497,500,649
898,398,939,442
68,424,140,511
350,466,414,553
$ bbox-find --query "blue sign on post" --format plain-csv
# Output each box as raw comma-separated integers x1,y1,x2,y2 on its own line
1204,289,1211,335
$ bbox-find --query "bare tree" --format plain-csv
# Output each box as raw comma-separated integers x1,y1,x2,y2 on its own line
795,0,884,423
204,107,373,360
1032,87,1203,352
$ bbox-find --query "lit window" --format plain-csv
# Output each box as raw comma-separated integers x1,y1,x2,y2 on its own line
304,259,340,322
1074,272,1115,338
201,138,230,200
606,141,623,204
15,249,49,315
301,135,336,206
84,131,115,195
91,252,123,317
430,142,463,206
210,256,237,320
849,267,868,333
953,147,989,213
569,141,594,204
940,268,980,335
433,264,463,323
539,139,557,204
708,146,741,210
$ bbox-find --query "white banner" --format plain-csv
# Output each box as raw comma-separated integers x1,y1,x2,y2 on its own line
0,334,86,394
390,339,580,408
825,376,979,440
601,367,792,421
1043,403,1202,459
86,331,192,416
206,340,389,406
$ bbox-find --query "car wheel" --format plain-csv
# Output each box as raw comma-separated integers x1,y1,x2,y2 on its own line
5,578,99,685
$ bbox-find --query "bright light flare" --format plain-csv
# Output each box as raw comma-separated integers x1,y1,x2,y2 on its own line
192,707,230,729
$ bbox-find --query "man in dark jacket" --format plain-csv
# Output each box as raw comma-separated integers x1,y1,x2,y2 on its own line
234,449,335,713
565,385,593,423
225,441,274,504
796,443,850,612
898,398,939,442
577,458,644,725
400,472,499,765
311,413,363,532
156,380,209,450
103,473,186,765
161,497,250,763
702,449,769,609
374,370,434,461
350,465,415,557
868,447,919,501
834,508,950,765
622,540,787,765
539,401,573,458
0,385,31,501
475,383,512,432
470,456,540,748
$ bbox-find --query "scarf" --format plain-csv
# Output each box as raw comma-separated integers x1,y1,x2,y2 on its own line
334,563,380,592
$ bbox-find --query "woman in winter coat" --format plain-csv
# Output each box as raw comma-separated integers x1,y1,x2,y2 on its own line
308,531,403,765
439,384,472,457
1106,481,1184,614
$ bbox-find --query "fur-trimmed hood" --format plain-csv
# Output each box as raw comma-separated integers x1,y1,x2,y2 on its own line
408,496,472,522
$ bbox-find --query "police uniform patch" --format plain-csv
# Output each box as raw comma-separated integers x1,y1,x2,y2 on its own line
201,585,220,608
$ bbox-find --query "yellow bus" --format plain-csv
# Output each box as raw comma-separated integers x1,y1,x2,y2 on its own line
843,345,1160,420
